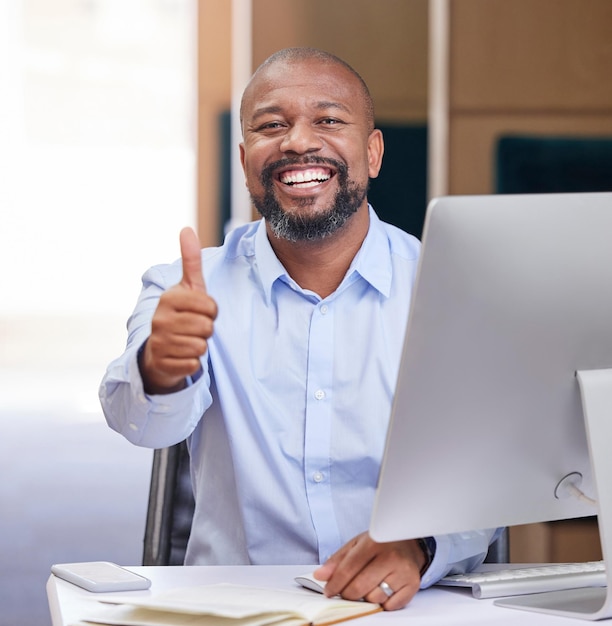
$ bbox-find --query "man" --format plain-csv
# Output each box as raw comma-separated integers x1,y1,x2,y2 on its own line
100,48,498,610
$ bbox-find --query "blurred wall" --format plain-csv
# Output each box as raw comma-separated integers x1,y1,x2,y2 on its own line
437,0,612,195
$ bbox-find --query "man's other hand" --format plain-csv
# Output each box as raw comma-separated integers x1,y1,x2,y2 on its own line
313,532,426,611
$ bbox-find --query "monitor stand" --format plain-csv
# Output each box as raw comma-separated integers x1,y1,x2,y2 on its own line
496,368,612,620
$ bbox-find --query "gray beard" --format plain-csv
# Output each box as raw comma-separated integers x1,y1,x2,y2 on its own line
251,157,368,242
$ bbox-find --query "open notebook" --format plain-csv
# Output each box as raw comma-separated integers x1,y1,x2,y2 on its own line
74,583,382,626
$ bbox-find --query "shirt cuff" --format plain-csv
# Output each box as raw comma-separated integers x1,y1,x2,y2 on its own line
420,534,449,589
418,537,436,577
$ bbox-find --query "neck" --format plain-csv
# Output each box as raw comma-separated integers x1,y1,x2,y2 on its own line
266,206,370,299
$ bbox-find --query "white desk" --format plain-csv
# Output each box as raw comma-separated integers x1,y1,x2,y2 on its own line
47,564,593,625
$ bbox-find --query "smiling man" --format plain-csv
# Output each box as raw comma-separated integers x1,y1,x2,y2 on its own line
238,48,383,300
100,48,499,611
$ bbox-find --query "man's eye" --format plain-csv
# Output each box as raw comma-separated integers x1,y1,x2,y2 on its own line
259,122,284,131
320,118,342,126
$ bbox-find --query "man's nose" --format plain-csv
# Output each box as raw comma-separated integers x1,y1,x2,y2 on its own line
279,122,323,155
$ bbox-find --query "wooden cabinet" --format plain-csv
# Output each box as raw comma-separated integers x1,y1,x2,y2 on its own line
511,519,602,564
430,0,612,197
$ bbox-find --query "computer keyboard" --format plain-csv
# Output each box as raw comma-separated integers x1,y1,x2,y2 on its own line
436,561,607,599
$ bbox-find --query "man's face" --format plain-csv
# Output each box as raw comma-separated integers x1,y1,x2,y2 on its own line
239,58,383,242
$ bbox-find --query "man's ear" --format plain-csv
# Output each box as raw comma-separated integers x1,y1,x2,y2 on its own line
367,129,384,179
239,143,246,173
239,143,250,190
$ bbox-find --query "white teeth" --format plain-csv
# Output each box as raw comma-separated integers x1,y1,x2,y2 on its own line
280,168,331,186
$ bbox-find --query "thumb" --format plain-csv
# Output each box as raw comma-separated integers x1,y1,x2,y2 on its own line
179,226,206,291
313,560,336,581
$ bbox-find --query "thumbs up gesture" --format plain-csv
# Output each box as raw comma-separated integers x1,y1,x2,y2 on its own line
139,227,218,394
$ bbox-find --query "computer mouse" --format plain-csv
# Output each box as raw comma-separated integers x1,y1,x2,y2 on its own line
294,572,327,594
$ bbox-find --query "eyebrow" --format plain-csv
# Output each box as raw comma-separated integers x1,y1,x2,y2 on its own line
250,100,352,122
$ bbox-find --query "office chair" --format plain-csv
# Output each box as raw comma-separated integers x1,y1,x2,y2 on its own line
142,441,509,566
484,530,509,563
143,441,195,566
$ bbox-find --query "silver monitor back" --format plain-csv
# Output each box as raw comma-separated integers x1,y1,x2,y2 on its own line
370,192,612,543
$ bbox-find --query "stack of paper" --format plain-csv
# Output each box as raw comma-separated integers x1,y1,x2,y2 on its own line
73,583,382,626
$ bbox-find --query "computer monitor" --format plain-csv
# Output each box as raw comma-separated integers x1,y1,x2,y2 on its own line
369,192,612,620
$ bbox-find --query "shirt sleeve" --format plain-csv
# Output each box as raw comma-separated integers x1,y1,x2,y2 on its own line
419,527,504,589
98,263,213,449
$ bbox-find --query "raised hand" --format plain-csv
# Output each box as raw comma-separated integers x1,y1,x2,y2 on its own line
139,227,218,394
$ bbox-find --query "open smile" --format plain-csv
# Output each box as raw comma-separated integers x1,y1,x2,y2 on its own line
277,166,335,189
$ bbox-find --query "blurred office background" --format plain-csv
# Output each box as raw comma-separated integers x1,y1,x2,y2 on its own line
0,1,195,624
1,1,611,624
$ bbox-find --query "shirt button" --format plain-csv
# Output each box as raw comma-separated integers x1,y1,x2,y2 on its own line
313,471,324,483
320,304,329,315
128,423,138,431
314,389,326,400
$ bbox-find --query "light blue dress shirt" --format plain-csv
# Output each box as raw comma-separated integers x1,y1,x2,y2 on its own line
100,207,499,586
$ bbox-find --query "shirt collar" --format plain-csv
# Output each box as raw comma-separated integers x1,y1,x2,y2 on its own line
348,206,393,298
254,206,393,304
255,219,289,305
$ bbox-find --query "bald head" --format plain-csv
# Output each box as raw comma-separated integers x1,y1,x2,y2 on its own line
240,47,375,134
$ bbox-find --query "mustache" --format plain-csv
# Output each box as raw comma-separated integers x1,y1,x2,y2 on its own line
261,156,348,185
